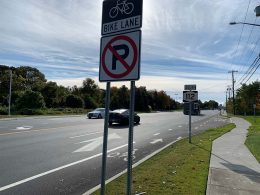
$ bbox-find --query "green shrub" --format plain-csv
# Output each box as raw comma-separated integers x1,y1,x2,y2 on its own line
0,106,8,115
16,90,46,110
66,94,84,108
18,108,44,115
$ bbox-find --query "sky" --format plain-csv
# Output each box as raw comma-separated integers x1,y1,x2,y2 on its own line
1,0,260,104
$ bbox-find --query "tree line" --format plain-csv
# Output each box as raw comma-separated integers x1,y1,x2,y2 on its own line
0,65,181,114
0,65,223,115
227,81,260,115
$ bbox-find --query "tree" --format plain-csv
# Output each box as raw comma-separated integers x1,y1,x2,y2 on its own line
13,66,46,91
66,94,84,108
16,90,45,109
84,95,98,109
81,78,101,108
118,85,129,108
135,86,149,111
235,81,260,114
56,86,70,107
110,87,120,110
41,81,60,108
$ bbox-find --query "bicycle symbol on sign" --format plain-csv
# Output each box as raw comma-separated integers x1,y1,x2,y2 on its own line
109,0,134,18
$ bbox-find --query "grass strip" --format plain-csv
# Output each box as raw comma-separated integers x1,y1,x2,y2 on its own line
243,116,260,163
92,123,235,195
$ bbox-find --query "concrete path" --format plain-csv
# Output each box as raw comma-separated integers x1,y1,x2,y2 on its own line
207,117,260,195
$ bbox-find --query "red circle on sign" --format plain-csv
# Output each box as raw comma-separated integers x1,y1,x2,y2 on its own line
101,35,138,79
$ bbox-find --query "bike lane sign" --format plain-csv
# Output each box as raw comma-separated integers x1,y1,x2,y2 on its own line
99,30,141,82
102,0,143,35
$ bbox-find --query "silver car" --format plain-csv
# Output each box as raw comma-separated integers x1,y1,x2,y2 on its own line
87,108,106,119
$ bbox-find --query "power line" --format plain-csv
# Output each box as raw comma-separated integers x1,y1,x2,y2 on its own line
231,0,251,70
237,54,260,85
237,17,257,74
244,60,260,84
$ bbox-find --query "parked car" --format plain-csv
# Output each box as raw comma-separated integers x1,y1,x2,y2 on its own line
87,108,106,119
109,109,140,126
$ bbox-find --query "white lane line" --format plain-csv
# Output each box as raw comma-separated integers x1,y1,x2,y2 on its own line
69,131,102,139
168,129,173,131
177,136,182,140
150,139,163,144
13,126,33,131
178,125,182,128
194,127,199,130
0,144,128,192
153,133,160,136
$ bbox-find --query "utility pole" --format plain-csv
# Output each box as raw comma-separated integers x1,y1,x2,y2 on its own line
228,70,238,115
225,90,228,112
8,68,12,116
227,86,231,100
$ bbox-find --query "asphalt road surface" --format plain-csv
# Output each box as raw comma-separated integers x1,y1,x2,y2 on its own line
0,110,229,195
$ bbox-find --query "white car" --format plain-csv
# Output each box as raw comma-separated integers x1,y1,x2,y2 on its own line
87,108,106,119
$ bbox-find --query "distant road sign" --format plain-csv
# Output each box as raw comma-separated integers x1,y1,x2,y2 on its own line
99,30,141,82
183,91,198,102
102,0,143,35
184,84,196,91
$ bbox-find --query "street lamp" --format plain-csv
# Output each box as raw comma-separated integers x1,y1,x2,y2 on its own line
229,21,260,27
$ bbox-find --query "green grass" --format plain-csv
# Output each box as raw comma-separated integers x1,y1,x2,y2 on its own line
243,116,260,163
0,108,90,118
92,123,235,195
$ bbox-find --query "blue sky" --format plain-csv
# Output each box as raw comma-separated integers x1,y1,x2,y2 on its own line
1,0,260,104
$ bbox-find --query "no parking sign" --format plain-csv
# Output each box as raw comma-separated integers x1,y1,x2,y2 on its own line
99,30,141,82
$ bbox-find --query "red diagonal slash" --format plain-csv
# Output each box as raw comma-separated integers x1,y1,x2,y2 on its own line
108,44,130,70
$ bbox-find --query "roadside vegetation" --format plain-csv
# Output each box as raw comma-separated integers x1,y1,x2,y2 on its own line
243,116,260,163
226,81,260,115
92,123,235,195
0,65,220,117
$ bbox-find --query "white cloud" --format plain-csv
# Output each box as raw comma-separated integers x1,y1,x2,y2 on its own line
1,0,259,103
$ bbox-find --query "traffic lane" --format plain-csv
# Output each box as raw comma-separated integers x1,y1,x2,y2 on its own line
0,135,132,195
0,115,95,134
0,144,133,195
0,111,225,193
0,110,218,186
0,110,216,134
0,122,107,187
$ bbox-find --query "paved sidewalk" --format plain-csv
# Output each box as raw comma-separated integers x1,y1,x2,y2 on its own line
207,117,260,195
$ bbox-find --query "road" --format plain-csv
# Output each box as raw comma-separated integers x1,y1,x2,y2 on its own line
0,110,229,195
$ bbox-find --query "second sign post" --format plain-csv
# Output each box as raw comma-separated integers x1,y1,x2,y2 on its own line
99,1,143,195
183,85,198,143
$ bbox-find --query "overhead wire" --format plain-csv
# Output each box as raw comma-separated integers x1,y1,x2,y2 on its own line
244,60,260,83
236,17,260,84
230,0,252,71
239,55,260,85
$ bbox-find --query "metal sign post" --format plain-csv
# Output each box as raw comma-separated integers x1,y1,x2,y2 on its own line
183,85,198,144
189,100,192,143
253,104,256,123
101,82,111,195
127,81,135,195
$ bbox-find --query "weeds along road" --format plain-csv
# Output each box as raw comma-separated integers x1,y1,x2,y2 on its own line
0,110,229,195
